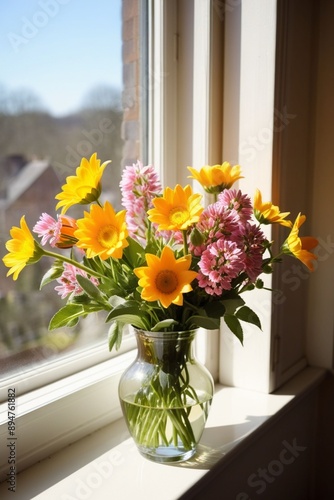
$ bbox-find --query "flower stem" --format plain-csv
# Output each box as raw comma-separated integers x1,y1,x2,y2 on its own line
42,249,104,279
182,230,189,255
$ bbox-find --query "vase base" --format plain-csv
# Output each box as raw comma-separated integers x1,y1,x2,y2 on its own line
137,445,196,463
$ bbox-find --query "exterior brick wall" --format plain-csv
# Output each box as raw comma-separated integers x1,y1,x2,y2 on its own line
121,0,141,167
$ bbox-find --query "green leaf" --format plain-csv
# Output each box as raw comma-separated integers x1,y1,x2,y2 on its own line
71,294,93,305
109,295,126,308
151,319,178,331
204,301,226,318
108,321,124,351
106,302,148,329
190,315,221,330
76,274,103,301
235,306,262,330
123,237,145,267
107,300,141,321
49,304,85,330
223,313,243,345
110,314,146,329
222,297,245,314
65,317,80,328
40,266,63,288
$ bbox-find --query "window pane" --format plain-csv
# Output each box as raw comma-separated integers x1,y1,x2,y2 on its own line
0,0,146,381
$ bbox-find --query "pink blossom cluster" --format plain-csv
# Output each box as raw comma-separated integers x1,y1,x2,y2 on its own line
120,161,162,244
55,263,99,299
192,189,267,296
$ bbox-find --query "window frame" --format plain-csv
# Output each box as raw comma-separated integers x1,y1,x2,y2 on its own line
0,334,137,403
0,0,146,478
1,0,326,483
218,0,278,393
0,0,220,479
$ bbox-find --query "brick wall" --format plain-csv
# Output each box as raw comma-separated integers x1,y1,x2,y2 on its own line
121,0,141,167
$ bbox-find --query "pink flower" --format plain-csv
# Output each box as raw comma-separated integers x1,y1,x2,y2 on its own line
120,161,162,244
218,189,253,223
189,202,240,257
55,263,99,299
33,213,62,247
240,222,267,282
33,213,77,249
197,239,245,296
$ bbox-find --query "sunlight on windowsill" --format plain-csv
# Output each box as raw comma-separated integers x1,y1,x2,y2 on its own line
0,366,326,500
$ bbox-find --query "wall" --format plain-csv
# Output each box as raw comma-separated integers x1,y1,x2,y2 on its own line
179,373,334,499
121,0,142,167
306,0,334,370
180,382,319,499
314,375,334,498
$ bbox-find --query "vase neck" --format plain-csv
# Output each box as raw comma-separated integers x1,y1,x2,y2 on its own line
134,329,197,366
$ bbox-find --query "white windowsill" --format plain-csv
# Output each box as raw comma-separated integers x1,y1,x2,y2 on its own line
0,366,326,500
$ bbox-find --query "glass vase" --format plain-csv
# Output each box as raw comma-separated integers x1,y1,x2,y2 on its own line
118,328,214,463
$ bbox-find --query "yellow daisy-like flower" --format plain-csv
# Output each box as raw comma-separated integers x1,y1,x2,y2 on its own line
187,162,243,194
253,189,292,227
2,216,43,280
134,246,198,308
55,153,111,214
282,213,318,271
147,184,203,231
74,201,129,260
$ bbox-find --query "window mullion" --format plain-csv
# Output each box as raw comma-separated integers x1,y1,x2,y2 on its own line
148,0,177,186
191,0,222,382
220,0,277,393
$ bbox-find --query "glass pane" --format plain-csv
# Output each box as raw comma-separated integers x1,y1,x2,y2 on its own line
0,0,146,380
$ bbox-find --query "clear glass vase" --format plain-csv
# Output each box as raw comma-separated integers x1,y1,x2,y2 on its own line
118,328,214,463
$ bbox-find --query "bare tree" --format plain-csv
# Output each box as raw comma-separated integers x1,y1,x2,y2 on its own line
6,87,45,115
81,84,122,111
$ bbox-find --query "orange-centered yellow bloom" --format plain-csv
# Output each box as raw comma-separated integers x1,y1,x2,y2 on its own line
282,213,318,271
2,216,43,280
55,153,111,213
187,162,243,194
147,184,203,231
253,189,292,227
74,201,129,260
134,246,198,308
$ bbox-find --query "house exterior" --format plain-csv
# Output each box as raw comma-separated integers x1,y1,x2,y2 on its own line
0,158,60,238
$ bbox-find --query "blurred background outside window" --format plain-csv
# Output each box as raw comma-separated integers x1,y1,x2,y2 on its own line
0,0,146,378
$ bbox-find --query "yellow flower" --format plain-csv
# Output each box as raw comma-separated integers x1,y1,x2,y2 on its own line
134,246,198,308
2,216,43,280
74,201,129,260
254,189,292,227
55,153,111,213
282,213,318,271
187,162,243,193
147,184,203,231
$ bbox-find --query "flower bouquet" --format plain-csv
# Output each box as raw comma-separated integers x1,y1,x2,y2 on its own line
2,153,318,461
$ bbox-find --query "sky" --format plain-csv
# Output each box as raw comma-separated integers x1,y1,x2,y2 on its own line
0,0,123,116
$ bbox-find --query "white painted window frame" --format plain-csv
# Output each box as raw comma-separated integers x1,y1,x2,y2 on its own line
148,0,221,380
0,0,220,479
219,0,333,392
3,0,314,480
219,0,278,393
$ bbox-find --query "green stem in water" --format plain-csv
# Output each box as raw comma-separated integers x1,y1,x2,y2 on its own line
125,366,197,451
